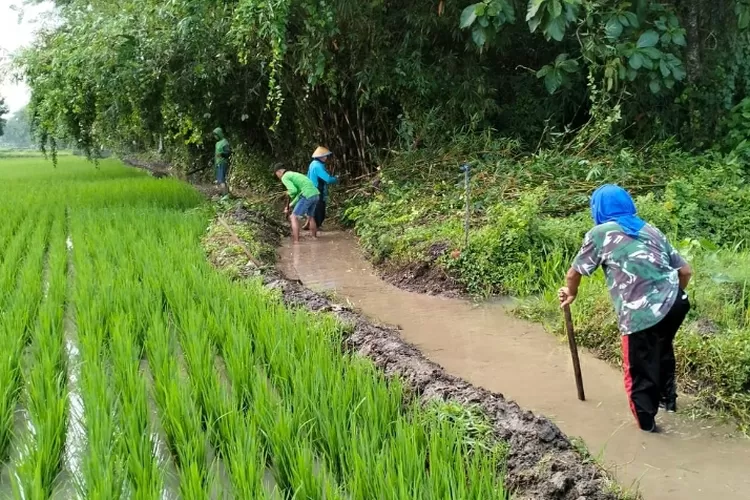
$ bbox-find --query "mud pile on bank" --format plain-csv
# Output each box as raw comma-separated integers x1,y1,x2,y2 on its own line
122,157,174,178
208,206,624,500
378,242,464,298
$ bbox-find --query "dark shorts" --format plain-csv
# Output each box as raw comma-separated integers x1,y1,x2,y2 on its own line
314,199,326,228
293,195,319,218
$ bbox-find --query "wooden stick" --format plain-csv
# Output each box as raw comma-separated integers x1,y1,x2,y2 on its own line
217,216,263,269
563,304,586,401
187,164,210,176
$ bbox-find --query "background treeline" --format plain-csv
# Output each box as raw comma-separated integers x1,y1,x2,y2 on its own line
17,0,750,174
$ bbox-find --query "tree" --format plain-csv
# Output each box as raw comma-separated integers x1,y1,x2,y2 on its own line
0,106,33,148
0,97,7,138
17,0,750,171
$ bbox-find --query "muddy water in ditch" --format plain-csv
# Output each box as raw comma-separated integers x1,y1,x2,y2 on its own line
278,231,750,500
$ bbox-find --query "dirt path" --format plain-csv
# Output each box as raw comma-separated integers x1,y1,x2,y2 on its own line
278,231,750,500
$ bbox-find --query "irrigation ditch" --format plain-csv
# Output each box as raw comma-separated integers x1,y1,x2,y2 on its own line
204,202,627,500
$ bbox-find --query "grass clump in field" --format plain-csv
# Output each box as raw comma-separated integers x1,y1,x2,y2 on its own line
344,135,750,430
0,155,510,498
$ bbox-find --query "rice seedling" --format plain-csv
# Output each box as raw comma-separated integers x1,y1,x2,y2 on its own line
109,313,163,500
0,156,509,499
145,313,212,499
12,212,69,498
0,211,52,466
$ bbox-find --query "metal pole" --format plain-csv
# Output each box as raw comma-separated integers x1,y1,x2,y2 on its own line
563,304,586,401
460,164,470,248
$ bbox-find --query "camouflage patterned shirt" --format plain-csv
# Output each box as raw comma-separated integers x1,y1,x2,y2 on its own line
572,222,687,335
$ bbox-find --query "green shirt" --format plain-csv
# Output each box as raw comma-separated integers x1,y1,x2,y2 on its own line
572,222,687,335
282,171,319,206
213,128,231,168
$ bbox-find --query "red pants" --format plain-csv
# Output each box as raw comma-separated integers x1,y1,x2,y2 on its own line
621,291,690,430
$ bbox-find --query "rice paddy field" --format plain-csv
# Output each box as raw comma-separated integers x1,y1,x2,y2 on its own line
0,156,508,499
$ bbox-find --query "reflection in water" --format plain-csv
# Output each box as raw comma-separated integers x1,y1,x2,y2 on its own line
63,337,85,485
279,231,750,500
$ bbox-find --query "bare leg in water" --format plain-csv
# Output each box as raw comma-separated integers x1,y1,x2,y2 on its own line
309,217,318,239
291,215,301,243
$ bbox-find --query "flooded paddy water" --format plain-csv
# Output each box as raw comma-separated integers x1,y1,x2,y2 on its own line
278,231,750,500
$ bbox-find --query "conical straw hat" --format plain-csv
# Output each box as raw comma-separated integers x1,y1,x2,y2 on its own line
312,146,333,158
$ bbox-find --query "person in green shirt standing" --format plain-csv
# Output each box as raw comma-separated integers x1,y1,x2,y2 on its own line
213,127,231,193
275,165,320,243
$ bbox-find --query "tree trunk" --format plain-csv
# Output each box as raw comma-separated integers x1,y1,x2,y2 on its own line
682,0,702,83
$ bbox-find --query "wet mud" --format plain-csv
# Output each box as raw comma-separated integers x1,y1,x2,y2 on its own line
122,158,174,179
277,232,750,500
377,243,464,298
380,260,463,298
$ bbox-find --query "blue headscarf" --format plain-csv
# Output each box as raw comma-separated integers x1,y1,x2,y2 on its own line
590,184,645,238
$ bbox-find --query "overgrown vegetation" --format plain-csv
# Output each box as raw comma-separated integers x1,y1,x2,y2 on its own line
343,134,750,430
0,155,509,497
0,97,7,137
0,107,34,149
18,0,750,177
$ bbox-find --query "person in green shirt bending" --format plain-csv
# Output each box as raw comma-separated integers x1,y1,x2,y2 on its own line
275,165,320,243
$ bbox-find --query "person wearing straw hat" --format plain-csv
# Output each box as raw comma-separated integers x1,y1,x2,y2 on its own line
305,146,338,230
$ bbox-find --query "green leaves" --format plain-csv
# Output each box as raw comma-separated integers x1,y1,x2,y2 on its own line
605,17,623,39
736,1,750,30
545,16,566,41
671,31,686,46
590,6,689,97
526,0,545,20
637,30,659,48
628,52,644,70
461,0,516,48
537,53,579,94
549,0,562,18
472,28,488,47
460,4,479,29
619,11,639,28
740,10,750,30
654,14,686,46
525,0,581,42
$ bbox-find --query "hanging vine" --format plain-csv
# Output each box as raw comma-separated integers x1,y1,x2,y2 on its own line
231,0,291,132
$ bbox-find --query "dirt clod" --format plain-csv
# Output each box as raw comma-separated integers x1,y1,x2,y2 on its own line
381,260,463,298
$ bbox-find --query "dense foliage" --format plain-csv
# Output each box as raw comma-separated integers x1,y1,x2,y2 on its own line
0,97,7,137
0,106,33,148
344,135,750,429
15,0,750,430
18,0,750,174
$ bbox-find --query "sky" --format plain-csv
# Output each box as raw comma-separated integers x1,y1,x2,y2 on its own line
1,0,55,114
